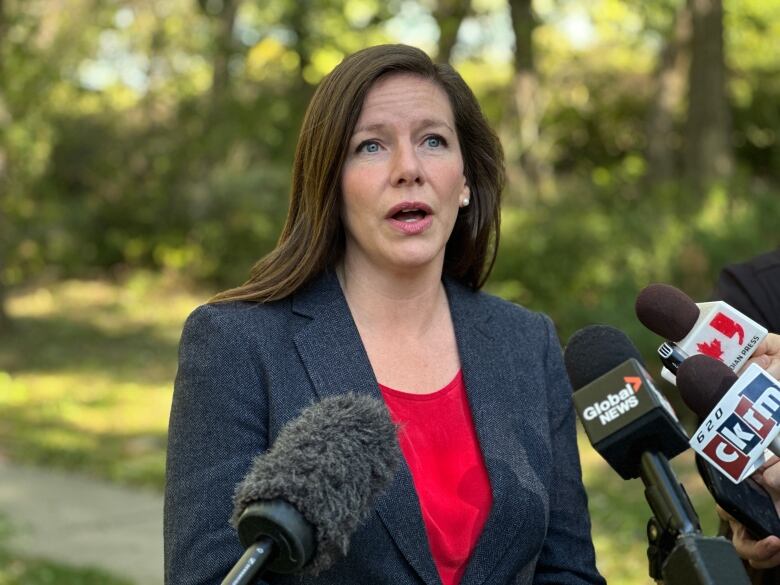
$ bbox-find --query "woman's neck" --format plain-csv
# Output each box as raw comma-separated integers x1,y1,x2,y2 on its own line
337,257,448,336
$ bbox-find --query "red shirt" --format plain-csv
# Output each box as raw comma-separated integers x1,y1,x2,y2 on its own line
379,371,492,585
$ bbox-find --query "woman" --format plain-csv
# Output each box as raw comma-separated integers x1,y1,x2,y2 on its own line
164,44,604,585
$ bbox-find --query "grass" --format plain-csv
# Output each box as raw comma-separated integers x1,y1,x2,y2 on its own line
0,551,134,585
0,271,726,584
0,270,205,489
0,515,133,585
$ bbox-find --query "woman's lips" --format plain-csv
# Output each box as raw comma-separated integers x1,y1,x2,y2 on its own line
385,201,434,234
387,214,433,234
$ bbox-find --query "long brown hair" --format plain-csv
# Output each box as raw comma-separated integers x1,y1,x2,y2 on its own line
212,44,504,303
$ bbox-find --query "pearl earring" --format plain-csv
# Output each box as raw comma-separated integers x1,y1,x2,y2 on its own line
461,197,470,207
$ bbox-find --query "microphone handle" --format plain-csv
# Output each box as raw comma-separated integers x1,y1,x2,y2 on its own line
658,342,688,375
640,451,700,536
221,536,276,585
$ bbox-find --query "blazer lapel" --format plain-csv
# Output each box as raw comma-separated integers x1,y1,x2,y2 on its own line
291,271,442,585
445,280,546,585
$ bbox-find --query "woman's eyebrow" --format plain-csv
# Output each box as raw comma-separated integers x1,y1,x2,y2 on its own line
352,122,386,135
416,118,454,133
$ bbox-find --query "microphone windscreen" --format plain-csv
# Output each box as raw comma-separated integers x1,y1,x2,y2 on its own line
635,283,700,342
231,394,400,575
564,325,644,391
676,354,738,418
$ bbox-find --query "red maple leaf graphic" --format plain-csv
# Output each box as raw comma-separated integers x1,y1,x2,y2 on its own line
697,338,724,360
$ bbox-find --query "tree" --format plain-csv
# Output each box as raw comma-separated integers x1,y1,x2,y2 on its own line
685,0,732,191
198,0,243,102
504,0,551,199
645,3,691,186
432,0,470,64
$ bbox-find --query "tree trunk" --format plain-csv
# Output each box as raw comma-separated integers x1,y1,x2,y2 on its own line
504,0,551,200
645,5,691,186
210,0,241,103
433,0,470,64
282,0,316,147
685,0,732,192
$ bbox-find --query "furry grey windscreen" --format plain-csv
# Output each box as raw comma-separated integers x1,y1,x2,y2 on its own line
564,324,644,391
231,393,400,575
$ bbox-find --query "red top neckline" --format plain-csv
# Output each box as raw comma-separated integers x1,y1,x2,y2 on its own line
378,369,462,401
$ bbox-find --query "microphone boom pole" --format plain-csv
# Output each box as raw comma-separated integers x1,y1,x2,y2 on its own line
638,451,748,585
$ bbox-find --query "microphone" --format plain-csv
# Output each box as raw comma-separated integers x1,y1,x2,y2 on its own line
635,283,697,378
676,354,780,539
566,325,752,584
635,283,768,385
564,325,689,480
677,355,780,482
222,394,401,585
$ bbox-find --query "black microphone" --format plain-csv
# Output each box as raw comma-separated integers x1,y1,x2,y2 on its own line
566,326,752,585
635,283,699,376
222,394,401,585
675,354,739,419
676,355,780,539
677,354,780,460
564,324,689,479
636,283,700,343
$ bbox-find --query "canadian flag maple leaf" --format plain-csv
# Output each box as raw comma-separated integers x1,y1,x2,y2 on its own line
697,338,724,361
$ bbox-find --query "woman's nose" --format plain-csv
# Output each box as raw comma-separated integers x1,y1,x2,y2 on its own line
390,143,424,187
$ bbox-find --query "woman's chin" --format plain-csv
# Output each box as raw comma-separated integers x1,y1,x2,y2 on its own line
382,249,445,275
344,239,447,277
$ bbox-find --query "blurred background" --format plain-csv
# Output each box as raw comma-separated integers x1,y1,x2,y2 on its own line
0,0,778,582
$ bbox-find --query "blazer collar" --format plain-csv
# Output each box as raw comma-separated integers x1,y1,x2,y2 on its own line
291,271,536,585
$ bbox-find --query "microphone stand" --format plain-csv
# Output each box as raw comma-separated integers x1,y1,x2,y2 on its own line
639,451,750,585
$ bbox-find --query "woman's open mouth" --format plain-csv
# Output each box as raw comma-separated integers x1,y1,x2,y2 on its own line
386,202,433,234
394,208,427,222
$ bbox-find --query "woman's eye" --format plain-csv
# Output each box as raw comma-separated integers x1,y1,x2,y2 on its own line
358,141,380,153
425,136,445,148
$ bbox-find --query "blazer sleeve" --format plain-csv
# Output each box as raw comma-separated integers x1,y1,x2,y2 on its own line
532,314,605,585
164,304,271,585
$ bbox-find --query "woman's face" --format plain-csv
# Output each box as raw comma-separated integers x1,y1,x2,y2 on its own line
340,73,469,278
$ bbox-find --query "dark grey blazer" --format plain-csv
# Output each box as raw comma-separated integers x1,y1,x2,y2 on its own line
164,270,605,585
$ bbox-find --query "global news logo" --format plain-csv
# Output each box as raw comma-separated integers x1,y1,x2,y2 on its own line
583,377,642,425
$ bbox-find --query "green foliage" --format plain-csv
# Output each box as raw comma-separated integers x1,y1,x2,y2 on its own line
488,174,778,431
2,0,779,292
490,175,779,361
36,101,293,286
